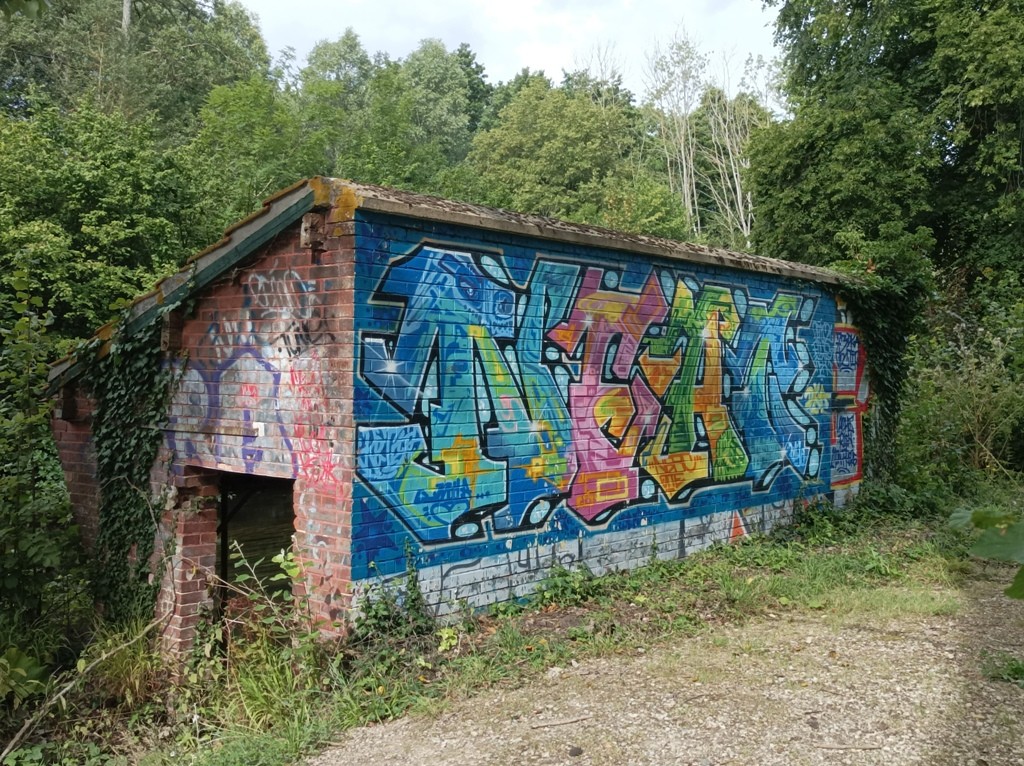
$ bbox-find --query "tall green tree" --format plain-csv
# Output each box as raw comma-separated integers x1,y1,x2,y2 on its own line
183,75,326,233
296,35,480,191
297,29,375,171
400,38,473,164
752,0,1024,276
333,58,447,188
454,42,493,133
477,68,551,131
0,0,46,18
466,78,633,220
748,76,934,265
0,0,269,138
0,100,206,342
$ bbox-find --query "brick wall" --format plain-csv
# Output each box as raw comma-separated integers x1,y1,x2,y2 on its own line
153,466,219,658
51,384,101,549
160,219,356,635
350,211,868,615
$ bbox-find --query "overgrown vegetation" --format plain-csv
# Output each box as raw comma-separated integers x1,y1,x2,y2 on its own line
0,484,988,765
0,275,90,723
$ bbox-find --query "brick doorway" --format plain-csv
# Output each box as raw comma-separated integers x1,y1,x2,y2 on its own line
217,473,296,602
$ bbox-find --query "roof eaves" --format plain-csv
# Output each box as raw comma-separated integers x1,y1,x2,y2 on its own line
337,180,849,287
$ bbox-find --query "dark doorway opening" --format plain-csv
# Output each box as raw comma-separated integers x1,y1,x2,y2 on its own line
217,474,295,599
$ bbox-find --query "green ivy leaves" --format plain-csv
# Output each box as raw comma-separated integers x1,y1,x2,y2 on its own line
85,309,179,623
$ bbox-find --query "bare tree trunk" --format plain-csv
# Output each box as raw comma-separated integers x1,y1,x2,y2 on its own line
644,29,707,238
695,64,771,250
121,0,131,34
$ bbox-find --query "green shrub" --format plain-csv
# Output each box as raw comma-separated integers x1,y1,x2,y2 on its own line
897,274,1024,495
0,273,81,624
349,549,434,646
530,564,601,607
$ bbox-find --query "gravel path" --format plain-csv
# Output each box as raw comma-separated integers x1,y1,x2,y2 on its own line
310,578,1024,766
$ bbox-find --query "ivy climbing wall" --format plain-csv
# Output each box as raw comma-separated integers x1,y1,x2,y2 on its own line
352,212,868,612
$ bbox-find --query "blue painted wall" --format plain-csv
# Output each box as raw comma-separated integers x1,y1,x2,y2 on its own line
350,211,866,607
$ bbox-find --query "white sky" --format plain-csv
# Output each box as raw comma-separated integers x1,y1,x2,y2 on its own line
236,0,781,98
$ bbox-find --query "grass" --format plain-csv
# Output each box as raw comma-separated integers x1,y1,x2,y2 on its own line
982,651,1024,688
2,489,984,766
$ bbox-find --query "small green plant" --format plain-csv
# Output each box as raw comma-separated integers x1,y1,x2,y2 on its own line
489,599,525,618
436,627,459,653
0,647,48,710
982,651,1024,687
350,547,434,645
530,564,601,607
861,547,900,579
2,740,113,766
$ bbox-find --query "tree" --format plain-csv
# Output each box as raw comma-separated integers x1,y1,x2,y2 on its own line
748,76,934,265
0,100,207,342
465,78,634,220
297,35,479,191
297,29,375,171
454,42,492,133
0,0,269,138
753,0,1024,276
478,68,551,132
303,29,374,92
927,0,1024,274
400,38,473,163
121,0,270,135
332,58,448,189
182,76,326,233
596,166,691,240
644,30,708,238
0,0,45,18
644,33,774,249
691,87,772,250
561,67,643,157
754,0,1024,546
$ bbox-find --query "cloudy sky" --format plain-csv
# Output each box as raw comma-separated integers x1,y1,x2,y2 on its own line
236,0,781,97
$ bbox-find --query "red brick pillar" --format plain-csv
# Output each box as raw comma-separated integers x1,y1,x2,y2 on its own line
155,467,219,659
51,383,102,549
290,216,356,633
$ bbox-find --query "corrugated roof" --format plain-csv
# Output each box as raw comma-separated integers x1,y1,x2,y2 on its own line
49,176,849,390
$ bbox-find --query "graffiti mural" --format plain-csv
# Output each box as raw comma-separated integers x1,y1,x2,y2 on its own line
168,261,338,482
831,319,868,488
355,244,851,550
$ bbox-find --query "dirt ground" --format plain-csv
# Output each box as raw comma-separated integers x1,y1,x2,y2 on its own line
309,578,1024,766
